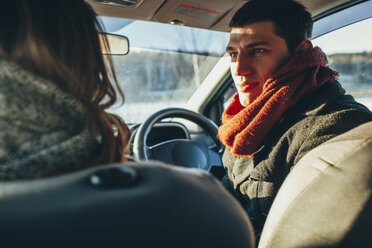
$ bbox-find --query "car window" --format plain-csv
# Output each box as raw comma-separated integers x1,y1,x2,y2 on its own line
312,17,372,110
102,17,229,124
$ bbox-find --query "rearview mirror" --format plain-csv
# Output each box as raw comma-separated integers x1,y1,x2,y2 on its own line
99,33,129,55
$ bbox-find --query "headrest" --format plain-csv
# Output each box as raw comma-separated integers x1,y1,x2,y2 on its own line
0,162,255,248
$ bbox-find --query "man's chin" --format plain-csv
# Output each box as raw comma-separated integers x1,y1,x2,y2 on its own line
238,92,250,107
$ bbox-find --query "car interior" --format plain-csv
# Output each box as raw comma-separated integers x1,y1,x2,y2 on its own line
1,0,371,247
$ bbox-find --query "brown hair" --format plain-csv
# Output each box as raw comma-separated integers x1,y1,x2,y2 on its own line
230,0,313,54
0,0,130,164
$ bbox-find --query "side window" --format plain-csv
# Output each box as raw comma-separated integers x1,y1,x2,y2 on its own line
222,81,237,109
312,18,372,110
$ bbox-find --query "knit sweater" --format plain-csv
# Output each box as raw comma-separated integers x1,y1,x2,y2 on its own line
222,81,372,233
0,59,100,180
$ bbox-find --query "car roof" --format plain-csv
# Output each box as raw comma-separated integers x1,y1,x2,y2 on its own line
86,0,358,32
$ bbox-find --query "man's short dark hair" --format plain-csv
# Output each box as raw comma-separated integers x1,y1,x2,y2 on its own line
230,0,313,53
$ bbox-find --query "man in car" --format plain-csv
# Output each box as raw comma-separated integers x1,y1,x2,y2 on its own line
218,0,372,238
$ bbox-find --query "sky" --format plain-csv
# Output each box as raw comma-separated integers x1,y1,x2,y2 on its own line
312,18,372,55
100,16,230,56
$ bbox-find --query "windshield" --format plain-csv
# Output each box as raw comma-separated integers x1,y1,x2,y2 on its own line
100,17,229,124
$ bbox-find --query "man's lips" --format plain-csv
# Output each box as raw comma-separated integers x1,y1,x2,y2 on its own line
240,82,259,93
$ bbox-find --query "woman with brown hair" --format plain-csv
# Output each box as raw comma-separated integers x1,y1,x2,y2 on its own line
0,0,130,179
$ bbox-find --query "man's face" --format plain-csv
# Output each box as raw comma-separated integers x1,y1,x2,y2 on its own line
226,21,291,106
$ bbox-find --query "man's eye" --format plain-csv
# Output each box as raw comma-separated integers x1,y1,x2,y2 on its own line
252,48,266,55
228,52,238,62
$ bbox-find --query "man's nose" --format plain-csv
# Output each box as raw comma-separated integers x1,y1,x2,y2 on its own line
235,55,252,76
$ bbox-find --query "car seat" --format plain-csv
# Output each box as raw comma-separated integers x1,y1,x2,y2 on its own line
0,162,255,248
259,121,372,247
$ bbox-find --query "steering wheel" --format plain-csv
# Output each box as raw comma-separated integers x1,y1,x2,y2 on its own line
133,108,223,171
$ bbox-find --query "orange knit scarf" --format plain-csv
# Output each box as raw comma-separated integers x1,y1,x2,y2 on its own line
218,47,339,158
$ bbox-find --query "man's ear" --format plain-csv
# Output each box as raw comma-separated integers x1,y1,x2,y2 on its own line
294,40,313,54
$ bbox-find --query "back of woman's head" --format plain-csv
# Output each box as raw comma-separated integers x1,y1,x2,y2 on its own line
0,0,130,165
